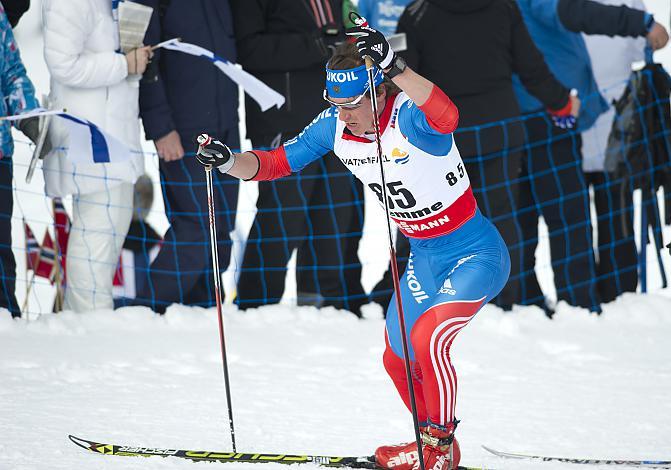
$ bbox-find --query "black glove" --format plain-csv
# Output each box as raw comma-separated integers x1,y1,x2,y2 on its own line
346,17,395,70
18,116,52,159
195,133,235,173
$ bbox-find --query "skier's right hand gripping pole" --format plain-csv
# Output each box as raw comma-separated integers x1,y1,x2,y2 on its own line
196,133,236,173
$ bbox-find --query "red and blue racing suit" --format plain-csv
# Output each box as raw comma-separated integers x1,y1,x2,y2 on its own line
247,86,510,428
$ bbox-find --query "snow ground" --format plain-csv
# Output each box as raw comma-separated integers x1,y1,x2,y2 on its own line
2,1,671,470
2,295,671,470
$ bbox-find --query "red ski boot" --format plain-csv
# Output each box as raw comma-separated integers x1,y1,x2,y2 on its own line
374,427,425,469
419,422,461,470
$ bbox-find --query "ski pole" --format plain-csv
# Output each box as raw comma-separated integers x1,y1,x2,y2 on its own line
363,55,426,470
204,163,237,452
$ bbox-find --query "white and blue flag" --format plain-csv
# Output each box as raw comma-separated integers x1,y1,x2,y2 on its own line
4,109,133,165
155,38,286,111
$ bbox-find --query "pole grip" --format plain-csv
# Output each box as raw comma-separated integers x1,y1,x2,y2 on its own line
364,56,374,71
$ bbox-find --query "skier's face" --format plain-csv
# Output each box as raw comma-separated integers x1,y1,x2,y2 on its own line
331,91,386,136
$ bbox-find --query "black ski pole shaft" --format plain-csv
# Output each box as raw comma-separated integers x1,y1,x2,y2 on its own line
364,56,426,470
205,166,237,452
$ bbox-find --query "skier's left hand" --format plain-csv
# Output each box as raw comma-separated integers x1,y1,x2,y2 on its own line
346,17,395,71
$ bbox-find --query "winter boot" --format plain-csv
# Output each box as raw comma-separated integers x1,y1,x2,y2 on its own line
374,427,426,469
420,421,461,470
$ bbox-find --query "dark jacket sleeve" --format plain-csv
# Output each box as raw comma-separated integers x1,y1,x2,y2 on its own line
510,0,568,111
230,0,330,73
396,4,421,70
4,0,30,28
557,0,647,37
135,0,176,142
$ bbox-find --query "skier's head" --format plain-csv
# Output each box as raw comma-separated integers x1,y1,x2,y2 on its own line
324,42,399,136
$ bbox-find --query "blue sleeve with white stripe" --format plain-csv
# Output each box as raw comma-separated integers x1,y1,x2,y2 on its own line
398,100,453,156
283,107,338,172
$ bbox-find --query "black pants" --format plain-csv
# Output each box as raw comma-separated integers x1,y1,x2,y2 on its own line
518,115,601,311
463,150,523,309
236,134,366,315
136,130,239,313
584,172,638,303
0,157,19,317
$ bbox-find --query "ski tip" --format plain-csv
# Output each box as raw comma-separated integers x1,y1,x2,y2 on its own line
481,445,518,459
69,435,94,450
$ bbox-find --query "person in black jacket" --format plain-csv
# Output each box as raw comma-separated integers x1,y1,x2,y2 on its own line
4,0,30,27
397,0,576,312
230,0,367,316
133,0,240,313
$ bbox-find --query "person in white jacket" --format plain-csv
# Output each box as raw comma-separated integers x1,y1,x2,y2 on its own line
42,0,152,312
580,0,666,302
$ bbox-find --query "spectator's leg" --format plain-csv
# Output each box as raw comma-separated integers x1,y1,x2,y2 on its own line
0,158,20,317
298,154,366,316
65,182,133,312
137,130,239,313
516,146,546,308
525,116,601,312
464,150,523,309
236,134,306,309
588,172,638,302
185,171,239,307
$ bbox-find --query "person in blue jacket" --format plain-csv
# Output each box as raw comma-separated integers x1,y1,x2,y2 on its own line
133,0,240,313
357,0,412,37
513,0,667,313
0,3,42,317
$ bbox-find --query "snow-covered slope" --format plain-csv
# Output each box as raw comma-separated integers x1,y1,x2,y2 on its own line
2,294,671,470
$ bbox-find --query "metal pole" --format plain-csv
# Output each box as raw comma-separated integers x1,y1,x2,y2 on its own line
364,56,425,470
204,166,237,452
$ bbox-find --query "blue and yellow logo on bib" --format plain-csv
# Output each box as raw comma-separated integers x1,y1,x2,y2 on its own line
392,148,410,165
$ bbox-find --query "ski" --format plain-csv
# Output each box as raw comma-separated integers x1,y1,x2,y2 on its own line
483,445,671,467
69,435,376,468
70,434,488,469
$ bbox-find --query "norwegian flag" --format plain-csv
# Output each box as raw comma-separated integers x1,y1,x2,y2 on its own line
113,258,124,287
24,221,40,271
35,231,57,282
53,198,70,251
50,197,125,289
52,198,70,284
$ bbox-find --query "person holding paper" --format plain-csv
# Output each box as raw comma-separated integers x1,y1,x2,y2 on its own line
41,0,152,312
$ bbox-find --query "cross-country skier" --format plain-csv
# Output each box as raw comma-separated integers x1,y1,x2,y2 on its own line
195,19,510,470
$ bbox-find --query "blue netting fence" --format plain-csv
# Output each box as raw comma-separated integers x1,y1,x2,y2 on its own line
4,68,671,317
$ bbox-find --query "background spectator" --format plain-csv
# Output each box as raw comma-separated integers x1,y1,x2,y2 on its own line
3,0,29,28
397,0,574,312
41,0,150,312
134,0,240,314
581,0,650,303
357,0,411,37
230,0,367,316
0,2,39,317
513,0,668,313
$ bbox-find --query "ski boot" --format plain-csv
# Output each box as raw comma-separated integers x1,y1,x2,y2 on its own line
375,421,460,470
374,426,425,469
420,421,460,470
